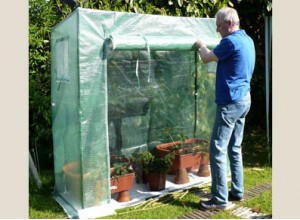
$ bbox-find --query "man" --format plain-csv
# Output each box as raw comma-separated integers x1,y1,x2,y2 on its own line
194,7,255,210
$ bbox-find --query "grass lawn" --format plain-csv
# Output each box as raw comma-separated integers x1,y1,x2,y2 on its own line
29,127,272,219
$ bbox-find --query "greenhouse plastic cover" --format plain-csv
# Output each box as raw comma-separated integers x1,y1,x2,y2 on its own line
51,7,220,218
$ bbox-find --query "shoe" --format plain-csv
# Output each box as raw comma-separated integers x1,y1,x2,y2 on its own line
228,191,244,202
199,199,227,211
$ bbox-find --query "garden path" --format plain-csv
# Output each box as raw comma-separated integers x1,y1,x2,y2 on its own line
179,181,272,219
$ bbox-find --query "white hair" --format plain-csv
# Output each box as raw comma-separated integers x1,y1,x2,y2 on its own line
216,7,240,26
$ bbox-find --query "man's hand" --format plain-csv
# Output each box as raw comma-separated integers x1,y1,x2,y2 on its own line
193,38,218,63
193,39,207,50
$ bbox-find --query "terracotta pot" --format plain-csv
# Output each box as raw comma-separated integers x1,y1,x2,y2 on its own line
147,172,167,191
117,190,131,202
110,172,135,202
175,167,189,184
156,138,208,184
197,153,210,177
62,162,91,201
142,170,148,184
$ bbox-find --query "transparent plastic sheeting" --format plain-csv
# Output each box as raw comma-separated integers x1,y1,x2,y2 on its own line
106,35,219,51
51,7,220,218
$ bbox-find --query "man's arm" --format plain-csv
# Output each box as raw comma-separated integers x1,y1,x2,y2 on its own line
194,39,218,64
198,47,218,64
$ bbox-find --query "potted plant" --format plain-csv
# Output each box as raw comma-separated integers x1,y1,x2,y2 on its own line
62,161,91,201
130,151,152,184
140,150,174,191
110,155,135,202
63,161,110,204
156,130,209,184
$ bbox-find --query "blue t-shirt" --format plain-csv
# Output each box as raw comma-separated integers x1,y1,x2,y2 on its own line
213,29,255,104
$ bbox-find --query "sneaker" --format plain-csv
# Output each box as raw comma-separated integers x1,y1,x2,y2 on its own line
199,199,227,211
228,191,244,202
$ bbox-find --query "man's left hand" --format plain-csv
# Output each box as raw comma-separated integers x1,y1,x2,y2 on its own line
193,39,206,50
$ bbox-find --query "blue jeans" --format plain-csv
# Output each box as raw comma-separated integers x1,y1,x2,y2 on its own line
209,92,251,205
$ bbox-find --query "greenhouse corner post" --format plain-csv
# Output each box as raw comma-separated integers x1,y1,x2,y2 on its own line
103,37,112,204
194,50,198,138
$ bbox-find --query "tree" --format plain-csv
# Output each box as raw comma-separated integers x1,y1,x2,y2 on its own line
29,0,64,169
232,0,272,129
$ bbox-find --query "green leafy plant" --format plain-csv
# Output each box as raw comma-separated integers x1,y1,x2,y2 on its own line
161,128,207,155
111,162,129,178
130,151,154,167
176,132,188,150
141,151,174,174
110,155,132,178
161,128,186,143
199,140,209,158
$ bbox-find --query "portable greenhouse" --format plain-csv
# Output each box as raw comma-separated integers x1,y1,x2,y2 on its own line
51,7,221,218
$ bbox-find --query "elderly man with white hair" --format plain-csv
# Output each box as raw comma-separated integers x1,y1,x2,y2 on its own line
194,7,256,210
